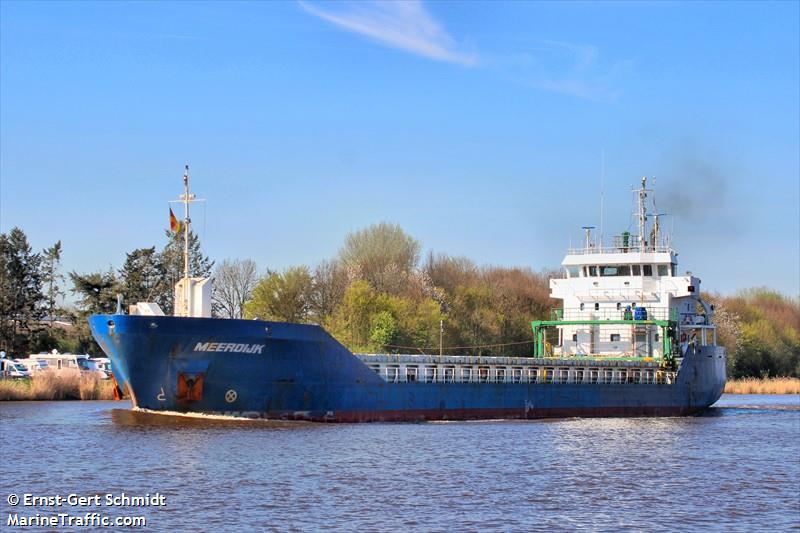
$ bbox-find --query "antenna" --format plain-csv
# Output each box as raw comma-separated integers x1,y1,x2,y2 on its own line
581,226,595,252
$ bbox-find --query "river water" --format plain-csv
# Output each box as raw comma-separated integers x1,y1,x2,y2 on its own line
1,395,798,532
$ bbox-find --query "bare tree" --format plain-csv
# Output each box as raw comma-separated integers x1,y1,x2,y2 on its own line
309,259,348,325
212,259,258,319
338,222,420,294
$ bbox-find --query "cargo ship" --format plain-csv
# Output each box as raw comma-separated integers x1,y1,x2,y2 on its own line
89,171,726,421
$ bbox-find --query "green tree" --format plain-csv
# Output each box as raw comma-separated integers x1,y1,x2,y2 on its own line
369,310,398,349
67,269,122,356
449,285,501,356
338,222,420,294
158,229,214,313
329,280,442,353
244,266,313,322
69,270,121,315
41,240,64,326
118,247,164,308
0,227,44,354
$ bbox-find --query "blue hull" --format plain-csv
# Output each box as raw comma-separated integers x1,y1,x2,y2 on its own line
89,315,726,422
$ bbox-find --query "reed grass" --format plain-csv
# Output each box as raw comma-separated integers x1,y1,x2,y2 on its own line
724,377,800,395
0,370,117,401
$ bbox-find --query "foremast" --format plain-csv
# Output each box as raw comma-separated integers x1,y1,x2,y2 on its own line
171,165,212,318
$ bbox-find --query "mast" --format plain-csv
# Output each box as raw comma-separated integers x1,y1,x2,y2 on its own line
182,165,190,316
637,176,647,250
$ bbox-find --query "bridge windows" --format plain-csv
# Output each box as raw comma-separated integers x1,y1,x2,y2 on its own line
657,265,669,276
643,265,653,276
632,265,641,276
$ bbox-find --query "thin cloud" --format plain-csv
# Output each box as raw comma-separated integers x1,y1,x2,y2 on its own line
495,40,629,101
299,0,477,67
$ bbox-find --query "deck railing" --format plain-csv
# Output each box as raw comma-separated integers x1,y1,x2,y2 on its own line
550,308,678,321
567,234,675,255
371,364,676,386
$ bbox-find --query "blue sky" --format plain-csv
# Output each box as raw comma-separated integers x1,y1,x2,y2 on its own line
1,1,798,298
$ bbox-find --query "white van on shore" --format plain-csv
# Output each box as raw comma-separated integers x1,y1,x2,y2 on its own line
0,359,31,379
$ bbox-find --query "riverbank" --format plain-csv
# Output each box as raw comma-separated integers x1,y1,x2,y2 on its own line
0,371,116,401
724,377,800,395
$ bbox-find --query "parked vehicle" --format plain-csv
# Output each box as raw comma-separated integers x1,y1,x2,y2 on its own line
17,359,49,374
90,357,113,376
28,351,109,379
1,359,31,379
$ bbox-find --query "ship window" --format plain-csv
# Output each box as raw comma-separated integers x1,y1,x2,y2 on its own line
443,366,455,382
588,266,598,276
544,368,554,383
643,265,653,276
566,266,580,278
632,265,641,276
406,367,417,382
657,264,669,276
594,302,600,311
589,369,599,384
617,265,631,276
478,367,489,383
572,333,578,342
580,303,585,311
576,369,584,383
512,367,522,383
600,265,618,276
528,368,539,382
386,366,399,383
496,368,506,383
424,366,437,383
461,367,472,382
369,365,380,374
610,334,621,342
655,333,660,342
616,302,621,310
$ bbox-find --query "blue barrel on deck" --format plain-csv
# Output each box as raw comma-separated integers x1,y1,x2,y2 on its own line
634,307,648,320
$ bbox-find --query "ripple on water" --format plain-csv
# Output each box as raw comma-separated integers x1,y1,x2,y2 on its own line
1,395,799,531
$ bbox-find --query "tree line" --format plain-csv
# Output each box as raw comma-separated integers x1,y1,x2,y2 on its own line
1,224,798,378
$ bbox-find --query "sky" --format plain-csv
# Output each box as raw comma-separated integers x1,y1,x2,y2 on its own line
1,1,798,299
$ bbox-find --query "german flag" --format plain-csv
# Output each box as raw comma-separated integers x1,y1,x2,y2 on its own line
169,207,182,233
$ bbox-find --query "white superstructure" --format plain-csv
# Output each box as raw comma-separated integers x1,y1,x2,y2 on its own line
544,177,717,360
